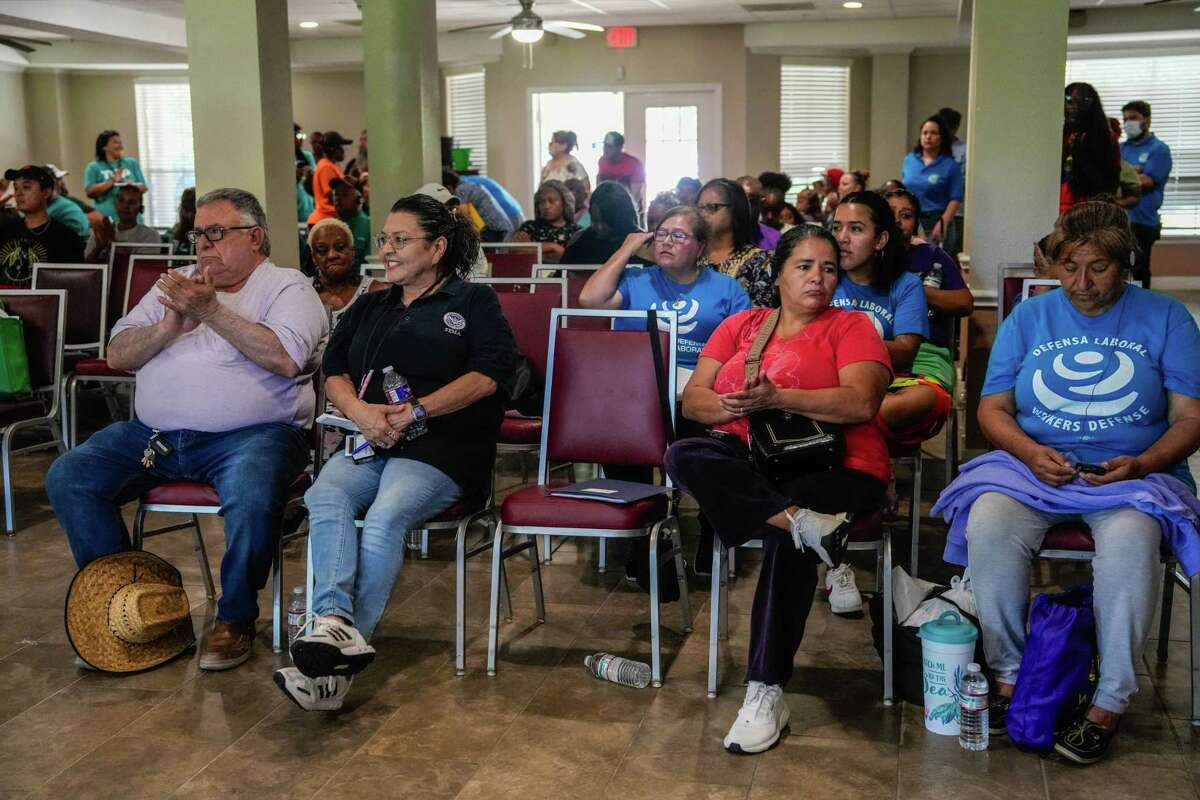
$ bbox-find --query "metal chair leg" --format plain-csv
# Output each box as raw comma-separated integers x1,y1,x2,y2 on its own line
487,526,505,676
673,522,692,633
648,525,663,688
306,533,315,618
2,426,14,535
420,529,430,559
598,538,607,573
707,545,724,698
455,518,469,675
542,533,553,564
1188,570,1200,727
190,514,216,601
1159,560,1175,663
527,534,546,623
272,537,285,653
66,375,78,449
883,531,895,706
910,454,923,579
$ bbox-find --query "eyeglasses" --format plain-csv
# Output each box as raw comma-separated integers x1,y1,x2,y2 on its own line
654,229,695,244
185,225,258,245
374,233,433,251
697,202,731,215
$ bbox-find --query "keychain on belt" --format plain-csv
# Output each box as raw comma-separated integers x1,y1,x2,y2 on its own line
141,429,174,469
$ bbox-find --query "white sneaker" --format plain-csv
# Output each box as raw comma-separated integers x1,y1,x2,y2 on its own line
825,563,863,616
289,615,376,678
273,667,351,712
786,509,850,567
723,681,790,754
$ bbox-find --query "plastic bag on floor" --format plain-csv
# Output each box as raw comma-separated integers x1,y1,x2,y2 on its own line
902,573,977,628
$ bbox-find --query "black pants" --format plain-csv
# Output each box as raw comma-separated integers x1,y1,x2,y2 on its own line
1131,222,1161,289
664,435,885,685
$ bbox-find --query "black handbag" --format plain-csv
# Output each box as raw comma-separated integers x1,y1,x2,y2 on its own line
744,308,843,477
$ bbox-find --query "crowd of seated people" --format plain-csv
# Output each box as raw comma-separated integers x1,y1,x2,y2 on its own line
12,82,1191,767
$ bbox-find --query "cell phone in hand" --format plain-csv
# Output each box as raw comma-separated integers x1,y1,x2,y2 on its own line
1076,462,1108,476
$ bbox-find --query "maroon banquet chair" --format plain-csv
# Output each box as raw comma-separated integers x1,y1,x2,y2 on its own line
486,308,691,686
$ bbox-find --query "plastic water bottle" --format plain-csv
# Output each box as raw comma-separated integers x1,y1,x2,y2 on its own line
286,586,306,647
958,662,990,751
381,366,427,440
584,653,651,689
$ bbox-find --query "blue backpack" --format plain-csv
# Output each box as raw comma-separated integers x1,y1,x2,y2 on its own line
1007,585,1099,753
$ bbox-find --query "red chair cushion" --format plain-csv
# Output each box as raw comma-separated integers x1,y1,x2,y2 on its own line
0,399,49,427
72,358,132,378
500,414,542,444
142,473,312,508
1042,522,1095,551
501,482,670,530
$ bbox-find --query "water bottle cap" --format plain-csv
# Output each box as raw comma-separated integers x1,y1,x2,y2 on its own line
917,610,978,645
967,662,981,672
291,586,304,594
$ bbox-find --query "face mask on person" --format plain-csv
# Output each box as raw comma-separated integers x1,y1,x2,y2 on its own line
1123,120,1143,139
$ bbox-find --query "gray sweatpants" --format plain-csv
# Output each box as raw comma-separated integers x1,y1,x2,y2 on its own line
965,491,1161,714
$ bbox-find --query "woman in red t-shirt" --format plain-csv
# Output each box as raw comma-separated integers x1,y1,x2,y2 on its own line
664,224,892,755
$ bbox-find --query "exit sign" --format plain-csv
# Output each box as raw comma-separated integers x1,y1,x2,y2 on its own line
607,26,637,48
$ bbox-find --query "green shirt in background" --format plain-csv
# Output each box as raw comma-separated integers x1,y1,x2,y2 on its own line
83,158,147,220
343,210,371,272
47,195,91,242
297,182,314,223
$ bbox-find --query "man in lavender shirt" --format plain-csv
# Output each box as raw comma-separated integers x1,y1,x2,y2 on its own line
47,187,329,673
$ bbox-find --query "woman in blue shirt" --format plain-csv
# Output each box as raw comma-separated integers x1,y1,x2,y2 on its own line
958,201,1200,765
831,191,947,447
901,115,963,248
84,130,147,221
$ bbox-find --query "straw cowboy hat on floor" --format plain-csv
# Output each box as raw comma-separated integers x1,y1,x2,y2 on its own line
65,551,195,672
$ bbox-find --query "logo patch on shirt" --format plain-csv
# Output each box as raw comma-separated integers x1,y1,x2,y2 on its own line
651,299,701,335
927,174,940,184
1139,153,1149,163
443,312,466,332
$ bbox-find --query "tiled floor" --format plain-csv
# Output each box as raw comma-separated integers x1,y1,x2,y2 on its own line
3,360,1200,797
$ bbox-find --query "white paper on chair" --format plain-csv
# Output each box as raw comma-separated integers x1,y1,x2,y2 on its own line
316,413,359,432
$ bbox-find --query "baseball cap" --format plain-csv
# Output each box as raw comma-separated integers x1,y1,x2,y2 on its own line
45,164,68,179
322,130,354,147
414,182,459,206
4,165,54,188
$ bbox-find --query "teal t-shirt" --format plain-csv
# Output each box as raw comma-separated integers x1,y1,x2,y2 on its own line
344,210,371,272
296,182,314,223
47,195,90,242
84,158,147,220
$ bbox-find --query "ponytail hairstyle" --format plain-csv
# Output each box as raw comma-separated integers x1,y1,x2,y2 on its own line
770,224,840,282
389,193,480,281
95,130,120,162
837,190,907,293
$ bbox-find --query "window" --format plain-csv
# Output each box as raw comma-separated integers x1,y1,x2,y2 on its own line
1067,54,1200,236
446,70,488,175
779,63,849,198
530,90,624,191
644,105,698,200
134,79,194,229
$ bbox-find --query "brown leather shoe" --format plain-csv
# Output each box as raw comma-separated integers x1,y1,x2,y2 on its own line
199,621,254,671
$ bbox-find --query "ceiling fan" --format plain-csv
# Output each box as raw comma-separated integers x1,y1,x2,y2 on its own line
450,0,604,44
0,35,51,54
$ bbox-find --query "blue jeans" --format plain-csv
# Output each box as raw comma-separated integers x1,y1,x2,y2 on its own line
965,491,1161,714
47,420,310,626
305,454,462,641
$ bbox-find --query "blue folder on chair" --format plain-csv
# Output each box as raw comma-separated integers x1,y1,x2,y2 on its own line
549,479,672,505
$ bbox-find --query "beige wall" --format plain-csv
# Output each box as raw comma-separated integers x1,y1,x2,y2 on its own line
482,25,753,209
744,52,781,178
291,70,366,148
907,50,970,152
0,69,30,167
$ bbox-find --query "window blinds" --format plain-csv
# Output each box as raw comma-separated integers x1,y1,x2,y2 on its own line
134,79,195,230
446,70,488,175
1066,54,1200,236
779,63,850,194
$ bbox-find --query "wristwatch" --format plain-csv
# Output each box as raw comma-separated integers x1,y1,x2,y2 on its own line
410,402,428,423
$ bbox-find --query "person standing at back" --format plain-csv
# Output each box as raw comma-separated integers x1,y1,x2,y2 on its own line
597,132,645,213
1120,100,1172,288
85,130,148,222
307,131,354,226
901,116,963,248
540,130,591,192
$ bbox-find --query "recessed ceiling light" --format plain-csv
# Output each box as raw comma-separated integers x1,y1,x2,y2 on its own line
299,20,319,29
843,1,863,7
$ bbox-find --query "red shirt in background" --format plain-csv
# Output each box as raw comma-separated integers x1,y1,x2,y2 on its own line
597,152,645,190
701,306,894,484
307,158,342,224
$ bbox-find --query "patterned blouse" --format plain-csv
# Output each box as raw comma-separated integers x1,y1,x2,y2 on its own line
700,244,775,307
518,219,581,248
540,156,590,188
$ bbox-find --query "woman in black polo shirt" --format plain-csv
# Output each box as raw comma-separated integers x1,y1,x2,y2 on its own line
276,193,515,711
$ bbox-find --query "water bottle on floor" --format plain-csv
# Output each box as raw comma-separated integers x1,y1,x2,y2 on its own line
286,586,306,647
959,662,990,751
584,652,651,689
381,366,427,440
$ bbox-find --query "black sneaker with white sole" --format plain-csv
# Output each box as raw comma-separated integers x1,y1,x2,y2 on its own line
289,616,376,679
989,693,1011,737
1053,716,1117,765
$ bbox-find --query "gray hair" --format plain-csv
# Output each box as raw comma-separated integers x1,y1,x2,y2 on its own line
196,187,271,256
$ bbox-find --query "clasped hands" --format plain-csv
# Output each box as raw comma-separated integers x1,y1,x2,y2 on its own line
1023,444,1145,488
156,267,219,334
353,402,416,450
718,373,781,420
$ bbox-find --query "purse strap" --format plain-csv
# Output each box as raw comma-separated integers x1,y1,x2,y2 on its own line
646,310,675,443
743,308,781,382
